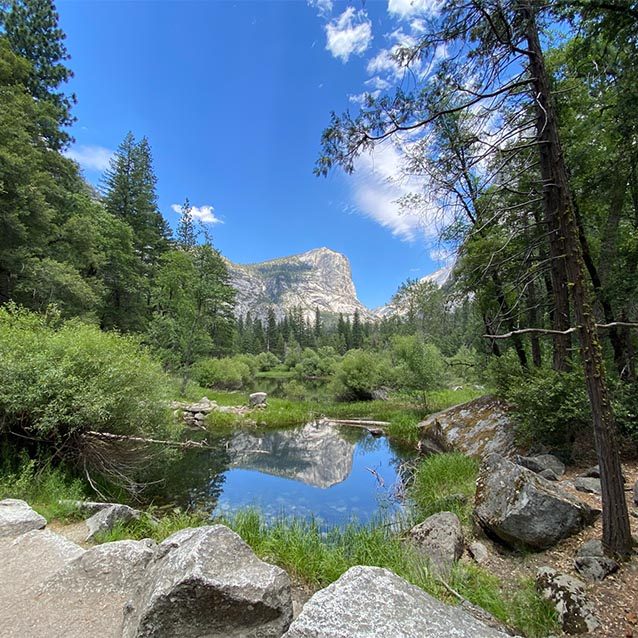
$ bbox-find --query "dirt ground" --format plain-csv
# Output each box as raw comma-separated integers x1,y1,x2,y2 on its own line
466,460,638,638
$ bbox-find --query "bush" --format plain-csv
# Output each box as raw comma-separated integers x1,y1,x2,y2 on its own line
255,351,280,372
330,350,393,401
192,357,252,390
0,305,171,443
294,348,337,381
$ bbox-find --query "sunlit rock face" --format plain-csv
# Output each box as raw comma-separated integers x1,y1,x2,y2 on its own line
226,247,373,321
227,424,355,488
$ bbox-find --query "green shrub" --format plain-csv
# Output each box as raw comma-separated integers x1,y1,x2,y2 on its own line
283,379,308,401
192,357,252,390
331,350,393,401
294,348,337,381
255,351,280,372
0,305,171,443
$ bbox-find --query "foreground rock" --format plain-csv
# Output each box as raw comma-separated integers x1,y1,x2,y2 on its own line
515,454,565,477
43,539,156,595
0,498,47,538
283,566,510,637
417,396,516,458
474,454,595,550
574,539,619,581
123,525,292,638
409,511,464,576
536,567,599,634
172,396,218,427
85,503,141,541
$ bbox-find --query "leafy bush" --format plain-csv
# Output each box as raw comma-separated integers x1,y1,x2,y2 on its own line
294,348,337,381
0,305,171,443
192,357,252,390
330,350,393,401
255,351,280,372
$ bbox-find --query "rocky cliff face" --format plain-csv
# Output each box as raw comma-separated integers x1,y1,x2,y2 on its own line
226,247,373,320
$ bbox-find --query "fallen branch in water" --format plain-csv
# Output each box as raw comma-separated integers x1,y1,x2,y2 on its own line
84,431,210,449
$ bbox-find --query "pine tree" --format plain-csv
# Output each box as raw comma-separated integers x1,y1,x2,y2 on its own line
1,0,75,148
351,309,363,349
176,198,197,250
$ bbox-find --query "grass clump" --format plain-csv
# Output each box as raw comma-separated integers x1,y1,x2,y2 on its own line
410,452,479,524
0,452,87,521
509,579,560,638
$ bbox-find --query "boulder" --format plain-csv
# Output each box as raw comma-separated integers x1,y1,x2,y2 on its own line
474,454,595,550
0,498,46,538
573,477,601,495
515,454,565,478
417,396,516,459
539,468,559,481
282,566,510,637
122,525,292,638
42,539,156,595
581,465,600,478
468,540,489,565
249,391,268,407
85,503,141,541
536,567,599,634
60,500,113,517
408,511,464,576
574,539,619,581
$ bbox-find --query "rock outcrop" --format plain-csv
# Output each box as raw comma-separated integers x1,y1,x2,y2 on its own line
418,396,516,458
228,247,373,321
474,454,595,550
409,511,464,576
0,498,46,538
122,525,293,638
282,566,510,637
536,567,600,634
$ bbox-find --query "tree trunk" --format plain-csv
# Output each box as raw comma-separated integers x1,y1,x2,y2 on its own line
523,2,633,558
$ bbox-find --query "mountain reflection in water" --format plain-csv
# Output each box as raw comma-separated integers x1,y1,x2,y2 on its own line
156,423,409,526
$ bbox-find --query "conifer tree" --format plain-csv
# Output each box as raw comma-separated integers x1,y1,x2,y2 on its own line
176,198,197,250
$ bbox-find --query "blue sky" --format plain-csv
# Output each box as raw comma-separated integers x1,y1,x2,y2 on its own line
58,0,445,308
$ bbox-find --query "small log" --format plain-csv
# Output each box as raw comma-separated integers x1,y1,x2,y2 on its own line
84,431,209,449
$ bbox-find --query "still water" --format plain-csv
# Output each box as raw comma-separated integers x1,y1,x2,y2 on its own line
159,423,411,526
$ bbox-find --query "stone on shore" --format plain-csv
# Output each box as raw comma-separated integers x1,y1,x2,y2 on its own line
536,567,599,634
0,498,47,538
249,391,268,407
122,525,292,638
282,566,510,637
85,503,141,541
474,454,595,550
408,511,464,576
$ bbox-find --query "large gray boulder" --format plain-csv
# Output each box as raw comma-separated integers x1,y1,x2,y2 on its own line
573,477,601,495
283,566,510,637
536,567,599,634
474,454,595,550
85,503,141,541
42,539,157,595
0,498,46,538
122,525,292,638
417,396,516,458
408,511,464,577
515,454,565,477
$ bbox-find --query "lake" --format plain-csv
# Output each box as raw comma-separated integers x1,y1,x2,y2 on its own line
157,423,412,526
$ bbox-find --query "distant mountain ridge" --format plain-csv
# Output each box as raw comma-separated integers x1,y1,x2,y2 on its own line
225,247,452,321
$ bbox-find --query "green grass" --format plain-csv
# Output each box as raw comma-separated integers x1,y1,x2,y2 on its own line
0,453,87,522
255,370,296,380
427,387,486,412
409,452,479,524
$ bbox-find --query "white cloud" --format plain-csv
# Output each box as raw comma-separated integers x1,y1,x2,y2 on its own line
325,7,372,63
387,0,441,19
171,203,223,225
63,144,113,172
307,0,333,18
348,140,439,242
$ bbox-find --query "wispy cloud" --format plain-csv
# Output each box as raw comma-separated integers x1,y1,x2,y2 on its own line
387,0,442,19
348,140,440,242
325,7,372,63
171,203,223,225
63,144,113,172
307,0,333,18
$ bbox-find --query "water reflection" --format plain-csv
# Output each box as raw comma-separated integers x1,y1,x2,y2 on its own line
154,423,410,526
